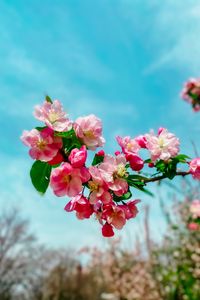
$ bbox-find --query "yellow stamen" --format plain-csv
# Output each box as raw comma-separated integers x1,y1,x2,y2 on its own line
48,111,59,123
37,140,47,150
88,181,99,191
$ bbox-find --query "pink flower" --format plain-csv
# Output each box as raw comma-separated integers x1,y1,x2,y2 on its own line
190,200,200,218
126,153,144,171
98,154,128,196
74,114,105,150
50,163,90,197
116,136,140,154
21,128,62,161
88,166,112,204
188,222,199,231
102,204,126,229
189,158,200,180
64,195,93,219
68,146,87,168
145,128,180,162
102,223,114,237
34,100,72,132
119,199,140,220
181,78,200,112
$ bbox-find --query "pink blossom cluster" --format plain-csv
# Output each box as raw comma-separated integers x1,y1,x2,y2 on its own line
188,200,200,231
21,98,200,237
117,127,180,165
181,78,200,112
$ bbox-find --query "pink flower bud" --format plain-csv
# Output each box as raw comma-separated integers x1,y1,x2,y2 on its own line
115,151,121,156
189,158,200,180
135,135,147,148
96,150,105,156
102,223,114,237
126,153,144,171
148,162,154,168
69,146,87,168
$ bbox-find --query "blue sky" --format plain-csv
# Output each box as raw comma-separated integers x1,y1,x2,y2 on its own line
1,0,200,249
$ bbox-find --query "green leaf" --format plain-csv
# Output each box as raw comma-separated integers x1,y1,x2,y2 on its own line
129,181,154,197
92,153,104,166
128,174,148,181
144,158,152,163
155,160,166,173
113,190,132,202
54,129,76,138
35,126,47,131
173,154,190,163
30,161,52,194
45,95,53,103
137,186,154,197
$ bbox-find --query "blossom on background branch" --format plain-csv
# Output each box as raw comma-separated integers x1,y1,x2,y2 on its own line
21,96,200,237
181,78,200,111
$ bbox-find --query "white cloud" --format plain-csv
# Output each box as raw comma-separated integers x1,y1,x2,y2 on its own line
143,1,200,74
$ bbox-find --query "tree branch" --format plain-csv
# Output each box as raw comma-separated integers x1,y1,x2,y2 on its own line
143,171,190,183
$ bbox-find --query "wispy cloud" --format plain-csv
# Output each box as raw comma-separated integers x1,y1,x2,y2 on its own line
143,1,200,74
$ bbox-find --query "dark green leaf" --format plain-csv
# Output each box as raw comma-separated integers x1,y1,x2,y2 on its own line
45,95,53,103
35,126,47,131
173,154,190,163
30,161,52,194
113,190,132,202
155,160,166,173
92,154,104,166
144,159,152,163
130,182,154,197
54,129,76,138
128,174,148,181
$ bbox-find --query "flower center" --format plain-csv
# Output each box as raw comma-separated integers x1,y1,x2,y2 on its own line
48,111,59,123
117,164,127,178
37,140,47,150
158,137,165,149
88,181,99,191
127,142,132,151
62,175,70,183
84,130,95,139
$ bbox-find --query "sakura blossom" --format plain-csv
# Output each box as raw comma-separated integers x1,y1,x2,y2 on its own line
21,127,62,161
64,195,93,219
102,204,126,230
34,99,72,132
145,128,180,162
116,136,140,154
119,199,140,220
181,78,200,112
88,166,112,204
50,162,90,197
98,154,128,197
74,114,105,150
189,158,200,180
